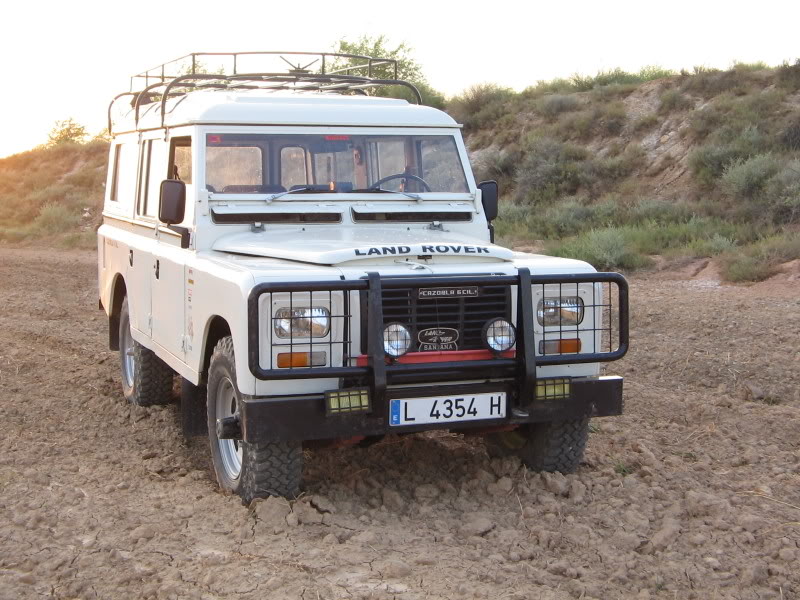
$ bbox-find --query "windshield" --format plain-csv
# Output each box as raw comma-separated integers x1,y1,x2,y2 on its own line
205,133,469,195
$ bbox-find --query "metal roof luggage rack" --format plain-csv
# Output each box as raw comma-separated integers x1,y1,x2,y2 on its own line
108,51,422,134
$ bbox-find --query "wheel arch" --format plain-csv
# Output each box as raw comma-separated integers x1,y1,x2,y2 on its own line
108,274,127,351
200,315,232,383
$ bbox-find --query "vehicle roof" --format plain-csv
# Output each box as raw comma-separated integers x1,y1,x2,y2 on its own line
112,89,459,133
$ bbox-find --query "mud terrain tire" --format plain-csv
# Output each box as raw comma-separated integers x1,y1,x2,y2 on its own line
206,336,302,503
486,418,589,473
118,298,174,406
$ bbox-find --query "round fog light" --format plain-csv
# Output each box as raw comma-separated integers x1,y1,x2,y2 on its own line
383,323,412,357
483,318,516,352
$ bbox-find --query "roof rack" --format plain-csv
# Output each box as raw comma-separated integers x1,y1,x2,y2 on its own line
108,51,422,134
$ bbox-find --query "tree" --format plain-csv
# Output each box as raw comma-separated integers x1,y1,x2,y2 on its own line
47,119,88,146
330,36,445,109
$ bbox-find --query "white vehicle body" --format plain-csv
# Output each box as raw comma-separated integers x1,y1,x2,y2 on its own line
98,53,628,501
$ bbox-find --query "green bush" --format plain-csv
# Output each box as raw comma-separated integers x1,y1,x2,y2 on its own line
31,203,81,234
689,104,727,138
513,138,589,203
547,228,652,271
658,89,692,113
779,120,800,150
447,84,515,131
537,94,579,119
776,59,800,91
687,234,737,257
632,113,659,132
764,160,800,223
680,66,756,98
721,234,800,282
720,154,780,200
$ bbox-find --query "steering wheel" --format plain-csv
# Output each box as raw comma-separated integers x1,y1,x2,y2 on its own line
369,173,432,192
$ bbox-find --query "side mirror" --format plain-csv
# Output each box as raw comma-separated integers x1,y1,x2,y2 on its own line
478,180,499,221
159,179,186,225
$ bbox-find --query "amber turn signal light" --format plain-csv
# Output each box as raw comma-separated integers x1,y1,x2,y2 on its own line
539,339,582,354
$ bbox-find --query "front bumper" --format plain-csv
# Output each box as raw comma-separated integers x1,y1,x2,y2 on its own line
243,269,628,443
240,375,623,443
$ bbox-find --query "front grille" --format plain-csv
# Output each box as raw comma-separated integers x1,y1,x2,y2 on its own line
372,284,512,352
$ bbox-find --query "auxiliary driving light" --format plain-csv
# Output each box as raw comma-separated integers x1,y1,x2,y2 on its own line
483,318,516,352
535,378,571,400
325,388,371,415
383,323,412,357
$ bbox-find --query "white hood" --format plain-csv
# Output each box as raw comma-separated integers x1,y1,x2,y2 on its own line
212,227,514,265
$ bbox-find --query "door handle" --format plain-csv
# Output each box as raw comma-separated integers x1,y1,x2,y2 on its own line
154,259,160,279
129,249,133,267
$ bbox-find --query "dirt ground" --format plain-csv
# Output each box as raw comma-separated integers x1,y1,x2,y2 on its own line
0,247,798,600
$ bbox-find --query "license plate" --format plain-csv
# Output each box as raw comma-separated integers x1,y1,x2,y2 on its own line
389,392,506,426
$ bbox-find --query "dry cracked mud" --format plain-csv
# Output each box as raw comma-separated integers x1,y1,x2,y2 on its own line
0,247,798,599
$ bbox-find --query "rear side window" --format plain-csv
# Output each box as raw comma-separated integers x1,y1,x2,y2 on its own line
112,143,138,206
109,144,122,201
170,137,192,184
136,141,152,216
144,141,168,218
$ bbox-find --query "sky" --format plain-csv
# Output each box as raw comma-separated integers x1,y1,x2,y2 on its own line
2,0,800,158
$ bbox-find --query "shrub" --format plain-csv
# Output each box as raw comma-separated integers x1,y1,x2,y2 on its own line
632,113,659,132
472,146,520,188
721,234,800,282
776,59,800,91
688,144,740,184
722,254,770,282
720,154,780,200
31,203,81,234
686,233,738,257
447,84,515,131
680,66,755,98
537,94,579,119
47,118,88,147
764,160,800,223
513,138,589,203
598,102,627,136
688,104,726,139
780,119,800,150
658,89,692,113
547,228,652,271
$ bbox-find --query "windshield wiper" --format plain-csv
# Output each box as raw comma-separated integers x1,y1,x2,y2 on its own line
265,187,330,203
352,188,422,202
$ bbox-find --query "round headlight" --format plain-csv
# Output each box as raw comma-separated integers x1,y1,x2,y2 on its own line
383,323,412,357
483,318,516,352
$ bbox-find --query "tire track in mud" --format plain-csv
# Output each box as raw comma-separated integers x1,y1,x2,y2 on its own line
0,247,798,600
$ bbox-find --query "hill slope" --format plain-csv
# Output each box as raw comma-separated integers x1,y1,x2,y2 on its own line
0,140,108,248
449,63,800,280
1,63,798,278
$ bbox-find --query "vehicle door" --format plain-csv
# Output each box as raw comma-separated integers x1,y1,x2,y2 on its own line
151,136,190,360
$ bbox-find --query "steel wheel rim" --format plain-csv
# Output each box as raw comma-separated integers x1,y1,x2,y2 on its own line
121,321,135,389
216,377,243,481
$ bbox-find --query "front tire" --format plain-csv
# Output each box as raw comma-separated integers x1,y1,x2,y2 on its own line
206,337,302,503
118,298,174,406
486,418,589,474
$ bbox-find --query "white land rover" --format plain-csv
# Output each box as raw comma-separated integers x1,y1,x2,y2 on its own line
98,52,629,503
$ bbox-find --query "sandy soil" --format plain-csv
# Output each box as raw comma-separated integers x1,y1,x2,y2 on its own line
0,247,798,600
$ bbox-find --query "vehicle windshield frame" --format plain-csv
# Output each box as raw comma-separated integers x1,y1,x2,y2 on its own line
199,127,475,201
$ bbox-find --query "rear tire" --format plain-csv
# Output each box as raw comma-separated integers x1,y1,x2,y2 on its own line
118,298,174,406
486,418,589,474
206,336,302,503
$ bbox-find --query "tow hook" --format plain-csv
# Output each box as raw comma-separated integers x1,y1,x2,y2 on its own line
216,416,242,440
